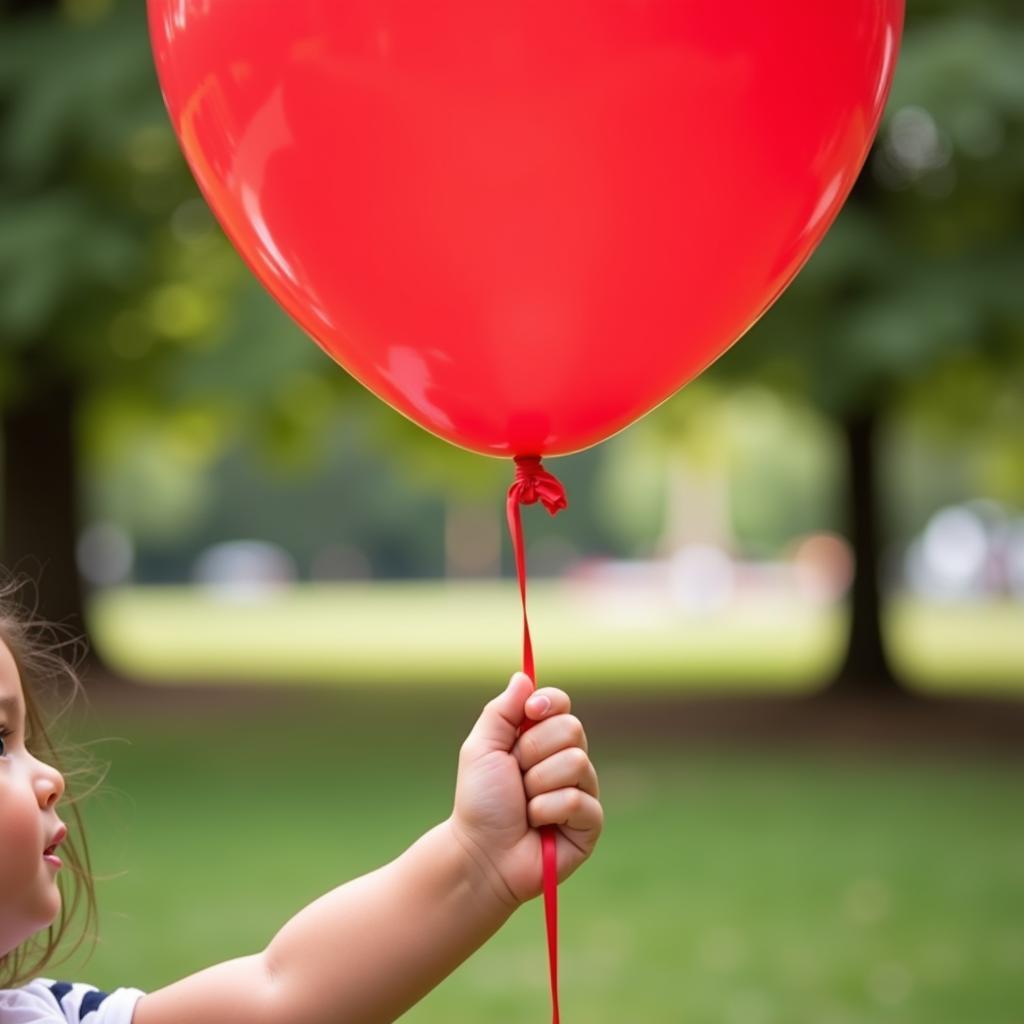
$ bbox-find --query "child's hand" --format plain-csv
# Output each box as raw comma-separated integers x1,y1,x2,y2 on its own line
449,671,603,910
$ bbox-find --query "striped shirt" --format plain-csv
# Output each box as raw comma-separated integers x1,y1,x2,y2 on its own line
0,979,145,1023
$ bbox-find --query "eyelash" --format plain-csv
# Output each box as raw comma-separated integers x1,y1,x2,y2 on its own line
0,727,10,756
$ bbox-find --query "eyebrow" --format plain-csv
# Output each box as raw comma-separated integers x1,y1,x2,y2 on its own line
0,696,21,716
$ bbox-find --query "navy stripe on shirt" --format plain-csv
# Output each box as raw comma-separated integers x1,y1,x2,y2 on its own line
49,982,73,1005
49,981,112,1019
81,989,111,1016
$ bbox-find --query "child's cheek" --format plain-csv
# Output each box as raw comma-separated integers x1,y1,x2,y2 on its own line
0,785,52,911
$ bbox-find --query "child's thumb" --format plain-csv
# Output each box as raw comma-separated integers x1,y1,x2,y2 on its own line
463,672,534,756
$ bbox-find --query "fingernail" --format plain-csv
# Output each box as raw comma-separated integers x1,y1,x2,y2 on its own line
528,695,551,716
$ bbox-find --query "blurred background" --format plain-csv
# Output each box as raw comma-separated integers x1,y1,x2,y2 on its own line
1,0,1022,1022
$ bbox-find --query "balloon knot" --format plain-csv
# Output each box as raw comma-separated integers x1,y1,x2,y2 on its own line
508,455,568,517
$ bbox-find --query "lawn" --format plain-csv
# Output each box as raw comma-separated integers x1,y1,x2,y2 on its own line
88,582,1024,693
51,688,1024,1024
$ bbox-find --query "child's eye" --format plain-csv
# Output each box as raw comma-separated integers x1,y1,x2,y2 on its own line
0,729,8,757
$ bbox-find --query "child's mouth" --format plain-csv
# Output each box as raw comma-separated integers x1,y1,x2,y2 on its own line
43,826,66,867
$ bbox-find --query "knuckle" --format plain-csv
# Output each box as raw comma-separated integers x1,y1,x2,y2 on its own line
527,796,545,825
522,732,541,765
564,715,585,743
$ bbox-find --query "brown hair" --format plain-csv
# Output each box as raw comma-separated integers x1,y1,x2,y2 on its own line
0,574,101,989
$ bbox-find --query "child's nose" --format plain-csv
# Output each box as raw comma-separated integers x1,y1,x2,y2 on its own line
33,758,65,808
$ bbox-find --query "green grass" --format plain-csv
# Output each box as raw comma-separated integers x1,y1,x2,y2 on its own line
88,583,1024,693
52,691,1024,1024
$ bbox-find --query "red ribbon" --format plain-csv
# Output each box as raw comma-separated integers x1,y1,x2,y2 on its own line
506,454,568,1024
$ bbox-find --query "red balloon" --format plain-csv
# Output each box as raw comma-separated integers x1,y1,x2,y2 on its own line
148,1,903,458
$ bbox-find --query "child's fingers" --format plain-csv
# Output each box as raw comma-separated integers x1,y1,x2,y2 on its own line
524,686,571,722
514,714,589,772
523,747,600,800
527,787,604,835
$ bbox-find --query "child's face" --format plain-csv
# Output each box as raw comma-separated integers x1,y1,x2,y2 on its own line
0,640,66,958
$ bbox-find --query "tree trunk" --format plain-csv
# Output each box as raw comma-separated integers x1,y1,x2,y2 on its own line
1,377,87,636
2,1,111,677
828,409,905,697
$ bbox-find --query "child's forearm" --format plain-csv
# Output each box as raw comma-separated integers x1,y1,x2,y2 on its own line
261,817,516,1024
131,818,517,1024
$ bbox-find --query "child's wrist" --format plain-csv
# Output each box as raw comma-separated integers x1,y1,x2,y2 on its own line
444,816,521,914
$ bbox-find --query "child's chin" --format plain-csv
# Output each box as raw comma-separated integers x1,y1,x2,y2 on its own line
9,899,61,957
36,886,63,929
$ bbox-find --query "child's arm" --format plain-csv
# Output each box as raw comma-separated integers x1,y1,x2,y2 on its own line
132,674,602,1024
132,818,511,1024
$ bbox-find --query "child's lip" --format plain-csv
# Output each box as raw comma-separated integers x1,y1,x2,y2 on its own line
43,824,67,856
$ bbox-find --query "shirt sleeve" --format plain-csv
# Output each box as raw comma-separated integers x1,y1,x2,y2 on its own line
20,978,146,1024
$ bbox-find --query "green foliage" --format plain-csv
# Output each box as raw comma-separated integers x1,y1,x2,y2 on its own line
713,4,1024,426
1,4,176,372
0,0,365,476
